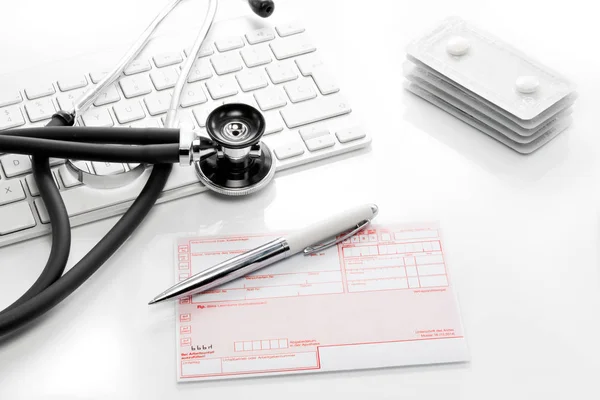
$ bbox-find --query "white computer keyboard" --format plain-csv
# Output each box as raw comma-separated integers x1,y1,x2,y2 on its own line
0,19,370,248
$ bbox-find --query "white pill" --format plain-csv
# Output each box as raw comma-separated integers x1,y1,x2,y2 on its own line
515,76,540,94
446,36,470,56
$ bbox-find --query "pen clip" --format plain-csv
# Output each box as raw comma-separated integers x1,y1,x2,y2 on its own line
303,219,372,255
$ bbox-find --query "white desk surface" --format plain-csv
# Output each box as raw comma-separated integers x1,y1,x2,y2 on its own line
1,0,599,398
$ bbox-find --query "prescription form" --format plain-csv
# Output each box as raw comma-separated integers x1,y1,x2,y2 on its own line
174,223,469,381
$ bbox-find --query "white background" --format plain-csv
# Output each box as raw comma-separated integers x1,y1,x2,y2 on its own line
1,0,599,399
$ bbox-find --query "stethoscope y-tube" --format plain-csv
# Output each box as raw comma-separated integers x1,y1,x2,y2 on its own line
0,0,275,339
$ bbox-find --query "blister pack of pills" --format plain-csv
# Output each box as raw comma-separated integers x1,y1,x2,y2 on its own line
404,16,577,153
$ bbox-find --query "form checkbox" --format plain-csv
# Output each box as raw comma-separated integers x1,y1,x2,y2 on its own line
178,273,190,281
261,340,270,349
243,341,252,351
252,341,261,350
234,342,243,352
180,314,191,322
180,326,191,334
279,339,288,348
178,262,189,270
270,339,280,349
179,296,191,305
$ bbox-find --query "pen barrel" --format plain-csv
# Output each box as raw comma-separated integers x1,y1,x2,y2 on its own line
163,237,289,300
285,204,378,253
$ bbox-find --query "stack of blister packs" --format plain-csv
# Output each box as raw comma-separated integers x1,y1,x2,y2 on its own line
403,17,577,154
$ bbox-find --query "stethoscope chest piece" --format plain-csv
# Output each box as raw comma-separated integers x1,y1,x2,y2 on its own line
195,103,276,196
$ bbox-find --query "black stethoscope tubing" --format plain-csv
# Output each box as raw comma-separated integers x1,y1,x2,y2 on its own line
0,115,176,338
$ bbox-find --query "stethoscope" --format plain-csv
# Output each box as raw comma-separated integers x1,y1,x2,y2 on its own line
0,0,276,338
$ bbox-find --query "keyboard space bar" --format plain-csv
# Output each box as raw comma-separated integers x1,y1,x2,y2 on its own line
279,94,352,128
35,166,199,222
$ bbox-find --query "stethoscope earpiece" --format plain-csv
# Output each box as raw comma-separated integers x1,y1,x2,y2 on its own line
194,103,276,196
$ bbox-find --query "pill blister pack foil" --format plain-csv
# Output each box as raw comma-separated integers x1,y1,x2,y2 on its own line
403,16,577,154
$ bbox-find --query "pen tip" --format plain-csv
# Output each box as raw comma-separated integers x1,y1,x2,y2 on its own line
148,298,158,305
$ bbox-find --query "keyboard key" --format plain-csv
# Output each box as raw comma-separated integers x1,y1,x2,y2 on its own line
0,180,25,205
57,75,88,92
130,119,161,128
219,94,255,107
312,69,339,95
0,105,26,130
58,164,85,188
180,82,207,108
299,125,329,141
92,162,125,175
49,158,64,167
0,91,23,107
266,62,298,84
153,52,183,68
1,154,32,177
276,22,305,37
57,88,87,110
144,91,172,116
89,71,109,84
305,134,335,151
57,91,85,112
295,54,324,76
336,127,366,143
284,80,317,103
113,100,146,124
236,69,268,92
206,76,239,99
25,173,59,196
211,52,243,75
270,35,316,60
240,45,272,68
81,107,114,127
254,87,287,111
186,60,213,82
119,75,153,98
165,110,196,130
0,202,35,235
176,111,196,130
280,94,351,128
184,45,214,58
193,107,211,127
263,111,283,135
24,83,55,100
150,67,179,91
215,36,244,52
124,59,152,75
24,98,56,122
246,28,276,44
93,84,121,106
274,142,305,160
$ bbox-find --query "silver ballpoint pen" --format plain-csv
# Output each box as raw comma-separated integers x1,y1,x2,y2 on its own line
149,203,379,304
